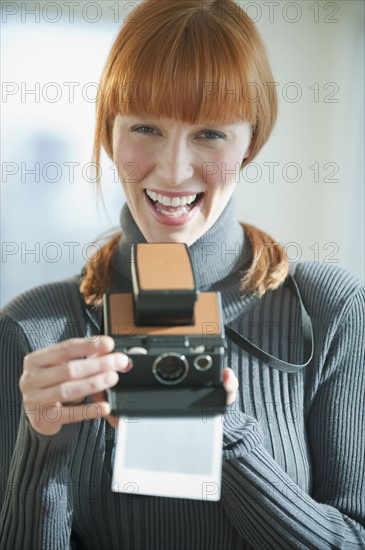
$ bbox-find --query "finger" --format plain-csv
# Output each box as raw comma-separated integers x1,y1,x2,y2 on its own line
91,390,105,404
23,336,116,370
223,368,239,405
60,401,113,425
23,370,120,405
105,414,119,428
21,352,130,392
223,368,238,390
226,391,237,406
91,392,119,428
35,401,113,430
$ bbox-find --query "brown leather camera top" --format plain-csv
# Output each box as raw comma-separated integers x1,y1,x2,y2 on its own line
133,243,195,291
108,292,222,336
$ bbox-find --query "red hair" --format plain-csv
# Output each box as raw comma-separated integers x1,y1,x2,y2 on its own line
80,0,288,306
92,0,278,182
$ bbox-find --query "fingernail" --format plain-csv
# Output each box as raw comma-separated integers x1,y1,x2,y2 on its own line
103,336,115,347
116,354,131,371
124,360,132,372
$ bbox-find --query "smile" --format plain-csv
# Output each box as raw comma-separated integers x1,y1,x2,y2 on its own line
144,189,204,217
144,189,204,226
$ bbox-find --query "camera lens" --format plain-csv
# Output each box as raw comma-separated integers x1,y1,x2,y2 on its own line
153,353,189,385
193,354,213,371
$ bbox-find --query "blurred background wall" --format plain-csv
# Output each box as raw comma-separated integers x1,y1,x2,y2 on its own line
1,0,364,308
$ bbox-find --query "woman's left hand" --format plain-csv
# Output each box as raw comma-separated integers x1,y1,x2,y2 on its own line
223,367,239,405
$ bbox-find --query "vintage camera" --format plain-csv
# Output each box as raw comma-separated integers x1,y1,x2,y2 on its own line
102,243,227,417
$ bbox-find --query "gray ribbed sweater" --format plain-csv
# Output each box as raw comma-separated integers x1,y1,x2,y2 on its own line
1,200,364,549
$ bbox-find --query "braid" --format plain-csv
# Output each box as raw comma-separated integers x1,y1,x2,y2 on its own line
79,232,122,307
239,223,289,297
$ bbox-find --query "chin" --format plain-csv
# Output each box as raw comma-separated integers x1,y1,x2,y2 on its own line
144,226,202,246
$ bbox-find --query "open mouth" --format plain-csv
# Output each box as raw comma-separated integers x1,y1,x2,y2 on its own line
144,190,204,218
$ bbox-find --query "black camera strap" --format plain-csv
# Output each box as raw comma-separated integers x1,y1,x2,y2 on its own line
93,275,312,375
224,274,314,373
101,273,312,477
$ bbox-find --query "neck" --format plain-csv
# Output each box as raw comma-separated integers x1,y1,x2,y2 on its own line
114,199,244,287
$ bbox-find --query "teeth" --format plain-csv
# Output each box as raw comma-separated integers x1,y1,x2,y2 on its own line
171,197,181,207
146,190,198,207
158,208,188,217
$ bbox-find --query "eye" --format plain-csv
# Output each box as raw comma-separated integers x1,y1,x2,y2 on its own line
130,125,159,136
129,125,227,140
199,130,227,141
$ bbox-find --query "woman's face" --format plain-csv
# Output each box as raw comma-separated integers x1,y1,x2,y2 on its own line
112,115,251,245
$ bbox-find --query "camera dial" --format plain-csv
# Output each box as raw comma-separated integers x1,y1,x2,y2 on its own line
153,353,189,385
193,354,213,371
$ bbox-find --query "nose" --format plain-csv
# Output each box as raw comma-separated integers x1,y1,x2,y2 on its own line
155,135,194,186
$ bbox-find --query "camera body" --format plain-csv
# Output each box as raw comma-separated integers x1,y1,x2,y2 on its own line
103,243,227,417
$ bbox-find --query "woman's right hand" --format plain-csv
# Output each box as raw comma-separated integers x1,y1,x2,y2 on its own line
19,335,129,436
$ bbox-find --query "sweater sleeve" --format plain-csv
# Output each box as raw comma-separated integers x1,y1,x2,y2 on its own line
220,287,365,549
0,314,76,550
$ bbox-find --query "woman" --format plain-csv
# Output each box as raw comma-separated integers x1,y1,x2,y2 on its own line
1,0,364,548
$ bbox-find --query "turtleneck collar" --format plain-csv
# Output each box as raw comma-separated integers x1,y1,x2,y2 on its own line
113,197,249,291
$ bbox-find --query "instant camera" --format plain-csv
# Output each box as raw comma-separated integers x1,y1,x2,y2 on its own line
103,243,227,417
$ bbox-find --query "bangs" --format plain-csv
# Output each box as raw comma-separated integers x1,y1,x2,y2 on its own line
94,0,278,174
103,10,258,127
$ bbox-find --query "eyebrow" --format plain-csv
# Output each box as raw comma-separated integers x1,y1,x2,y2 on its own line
122,115,238,129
